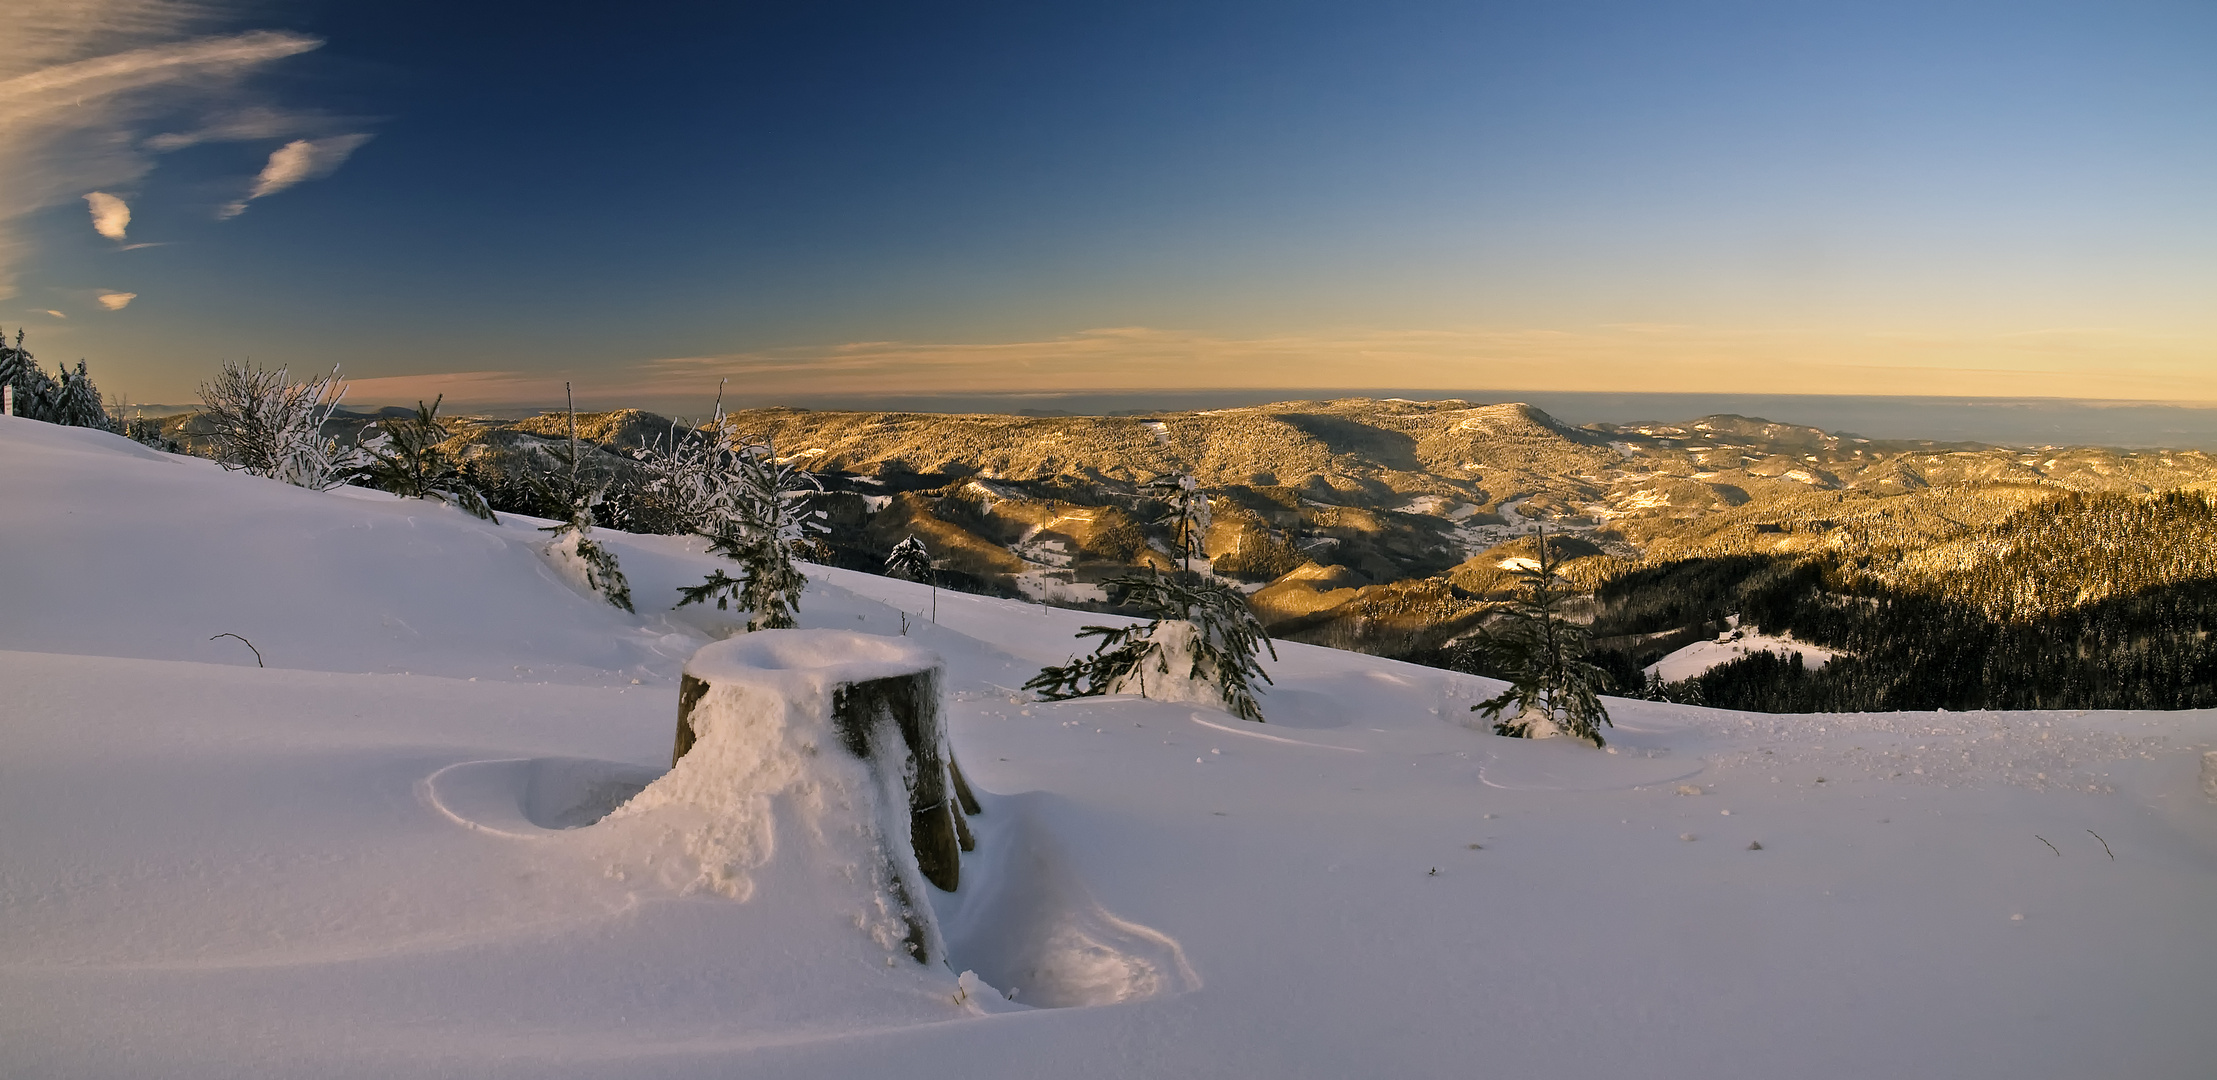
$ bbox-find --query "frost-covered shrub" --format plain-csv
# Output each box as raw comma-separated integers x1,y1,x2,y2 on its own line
355,396,495,519
194,360,357,489
1025,570,1278,722
625,411,741,536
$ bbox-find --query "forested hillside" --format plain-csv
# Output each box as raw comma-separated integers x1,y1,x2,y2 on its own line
1591,490,2217,711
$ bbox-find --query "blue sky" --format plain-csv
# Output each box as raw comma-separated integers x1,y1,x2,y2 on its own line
5,0,2214,409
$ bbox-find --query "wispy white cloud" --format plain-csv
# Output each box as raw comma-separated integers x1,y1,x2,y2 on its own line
144,106,369,152
45,309,66,319
97,290,136,310
84,191,130,240
220,134,373,217
0,1,329,297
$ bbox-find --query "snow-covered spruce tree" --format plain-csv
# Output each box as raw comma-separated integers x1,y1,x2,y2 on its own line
542,488,634,612
531,388,633,612
674,436,826,631
1144,473,1211,572
355,396,496,519
885,534,932,581
195,361,360,488
1469,525,1614,746
54,361,115,431
1024,569,1278,722
0,328,27,412
0,329,116,430
0,328,54,420
884,532,938,625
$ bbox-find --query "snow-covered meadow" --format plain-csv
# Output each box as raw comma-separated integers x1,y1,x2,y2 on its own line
5,416,2215,1078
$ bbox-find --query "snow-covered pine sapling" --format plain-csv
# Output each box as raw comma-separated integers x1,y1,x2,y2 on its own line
1144,473,1210,572
534,385,633,612
1024,569,1278,722
884,532,939,624
355,396,496,519
194,360,360,489
1470,524,1613,746
674,436,826,631
542,492,635,612
885,533,932,582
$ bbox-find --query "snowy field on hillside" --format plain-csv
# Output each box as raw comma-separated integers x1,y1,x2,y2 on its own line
5,415,2217,1079
1645,626,1841,682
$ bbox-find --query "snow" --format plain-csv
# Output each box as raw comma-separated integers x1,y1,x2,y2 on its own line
1646,630,1842,682
5,415,2217,1078
1100,619,1225,708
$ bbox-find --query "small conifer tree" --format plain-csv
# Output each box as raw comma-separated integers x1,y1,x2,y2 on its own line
886,534,932,581
1470,525,1614,745
0,329,29,412
356,396,495,519
1145,473,1210,572
55,361,112,430
1025,569,1278,722
0,328,57,421
674,435,825,631
885,532,937,623
533,385,633,611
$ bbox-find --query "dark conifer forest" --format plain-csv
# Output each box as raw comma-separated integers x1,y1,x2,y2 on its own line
1589,491,2217,712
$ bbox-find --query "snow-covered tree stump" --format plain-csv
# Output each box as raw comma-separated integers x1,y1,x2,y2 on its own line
671,630,976,962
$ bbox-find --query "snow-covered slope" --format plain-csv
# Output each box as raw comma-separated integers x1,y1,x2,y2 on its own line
1645,626,1840,682
5,415,2216,1079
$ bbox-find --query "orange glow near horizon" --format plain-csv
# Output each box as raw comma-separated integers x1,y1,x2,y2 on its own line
328,323,2217,410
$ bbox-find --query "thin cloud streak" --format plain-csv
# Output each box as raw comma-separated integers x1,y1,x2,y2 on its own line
144,106,371,152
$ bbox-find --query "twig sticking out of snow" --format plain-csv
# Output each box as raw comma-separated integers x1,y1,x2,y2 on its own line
209,633,262,667
2088,830,2113,859
2036,835,2061,856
